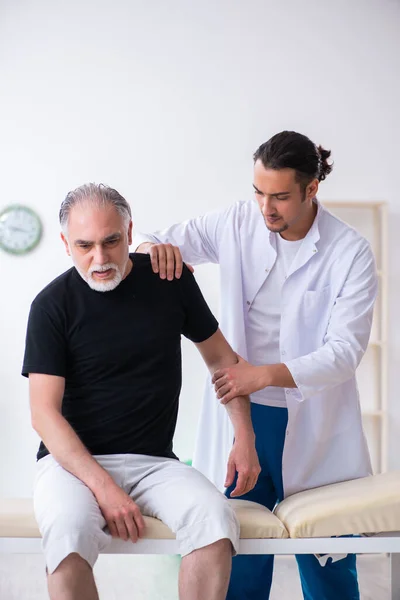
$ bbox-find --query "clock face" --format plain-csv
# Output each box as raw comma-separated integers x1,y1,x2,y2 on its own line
0,205,42,255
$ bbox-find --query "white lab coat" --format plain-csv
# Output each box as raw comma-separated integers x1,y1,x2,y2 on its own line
133,200,377,497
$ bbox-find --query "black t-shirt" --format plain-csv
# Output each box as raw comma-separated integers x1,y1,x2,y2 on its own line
22,254,218,461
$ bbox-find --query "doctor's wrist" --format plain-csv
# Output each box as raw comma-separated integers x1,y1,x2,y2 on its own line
261,363,296,389
260,365,273,389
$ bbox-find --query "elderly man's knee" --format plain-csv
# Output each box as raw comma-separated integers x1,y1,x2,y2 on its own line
205,494,238,527
51,552,92,575
195,494,239,544
207,537,233,553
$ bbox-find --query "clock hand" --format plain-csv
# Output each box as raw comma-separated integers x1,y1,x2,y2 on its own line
8,226,30,233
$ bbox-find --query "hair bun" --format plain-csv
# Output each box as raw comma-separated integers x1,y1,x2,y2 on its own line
317,145,333,181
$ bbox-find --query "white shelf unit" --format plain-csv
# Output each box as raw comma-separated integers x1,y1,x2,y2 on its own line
322,201,388,474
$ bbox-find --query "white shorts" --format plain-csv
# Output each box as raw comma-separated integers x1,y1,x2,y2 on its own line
34,454,239,574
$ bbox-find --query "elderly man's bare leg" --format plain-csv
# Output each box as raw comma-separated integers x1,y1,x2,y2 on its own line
47,553,99,600
179,538,232,600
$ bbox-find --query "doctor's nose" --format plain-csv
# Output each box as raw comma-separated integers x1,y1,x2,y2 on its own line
261,197,275,216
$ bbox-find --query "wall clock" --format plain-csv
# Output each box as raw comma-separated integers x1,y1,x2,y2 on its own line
0,204,43,255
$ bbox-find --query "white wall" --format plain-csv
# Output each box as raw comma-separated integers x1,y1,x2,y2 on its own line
1,0,399,496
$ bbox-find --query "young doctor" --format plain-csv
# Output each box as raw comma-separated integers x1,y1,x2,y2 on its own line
133,131,378,600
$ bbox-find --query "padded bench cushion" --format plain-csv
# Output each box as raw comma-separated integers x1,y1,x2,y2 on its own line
229,499,288,539
275,471,400,539
0,498,288,540
3,472,399,542
0,499,40,538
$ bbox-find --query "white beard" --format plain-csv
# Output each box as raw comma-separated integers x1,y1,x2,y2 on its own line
76,262,123,292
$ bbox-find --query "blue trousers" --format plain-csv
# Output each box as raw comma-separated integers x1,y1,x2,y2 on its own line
225,403,360,600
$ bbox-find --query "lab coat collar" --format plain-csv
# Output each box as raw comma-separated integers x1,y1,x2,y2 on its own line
284,198,322,279
245,198,323,306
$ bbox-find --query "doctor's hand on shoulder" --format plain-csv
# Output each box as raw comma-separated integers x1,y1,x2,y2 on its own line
213,355,269,404
136,242,193,280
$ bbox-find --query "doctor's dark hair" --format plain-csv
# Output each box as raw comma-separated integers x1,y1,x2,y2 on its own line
253,131,333,190
59,183,132,233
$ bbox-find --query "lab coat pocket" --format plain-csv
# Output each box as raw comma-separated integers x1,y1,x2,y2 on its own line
303,286,331,326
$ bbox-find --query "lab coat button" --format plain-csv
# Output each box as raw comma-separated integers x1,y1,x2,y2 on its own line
281,350,286,356
285,390,290,395
246,300,250,305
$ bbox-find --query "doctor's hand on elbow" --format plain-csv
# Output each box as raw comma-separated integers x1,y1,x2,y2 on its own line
212,356,268,404
137,242,194,281
225,437,261,497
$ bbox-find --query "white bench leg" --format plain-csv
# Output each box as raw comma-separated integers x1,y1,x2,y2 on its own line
390,553,400,600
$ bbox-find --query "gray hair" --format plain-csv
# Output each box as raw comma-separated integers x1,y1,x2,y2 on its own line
59,183,132,233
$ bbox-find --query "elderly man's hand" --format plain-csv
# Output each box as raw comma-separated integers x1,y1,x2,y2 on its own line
225,437,261,497
95,481,146,543
212,355,268,404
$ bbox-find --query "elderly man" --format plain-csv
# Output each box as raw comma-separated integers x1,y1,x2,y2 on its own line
22,183,260,600
133,131,378,600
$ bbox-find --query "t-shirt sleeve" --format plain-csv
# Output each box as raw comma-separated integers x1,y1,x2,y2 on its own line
22,301,67,378
177,265,219,343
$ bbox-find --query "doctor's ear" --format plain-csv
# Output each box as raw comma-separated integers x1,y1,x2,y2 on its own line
60,232,71,256
306,179,319,202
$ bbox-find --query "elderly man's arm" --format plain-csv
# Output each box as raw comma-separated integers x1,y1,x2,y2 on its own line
29,373,145,542
195,329,261,497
